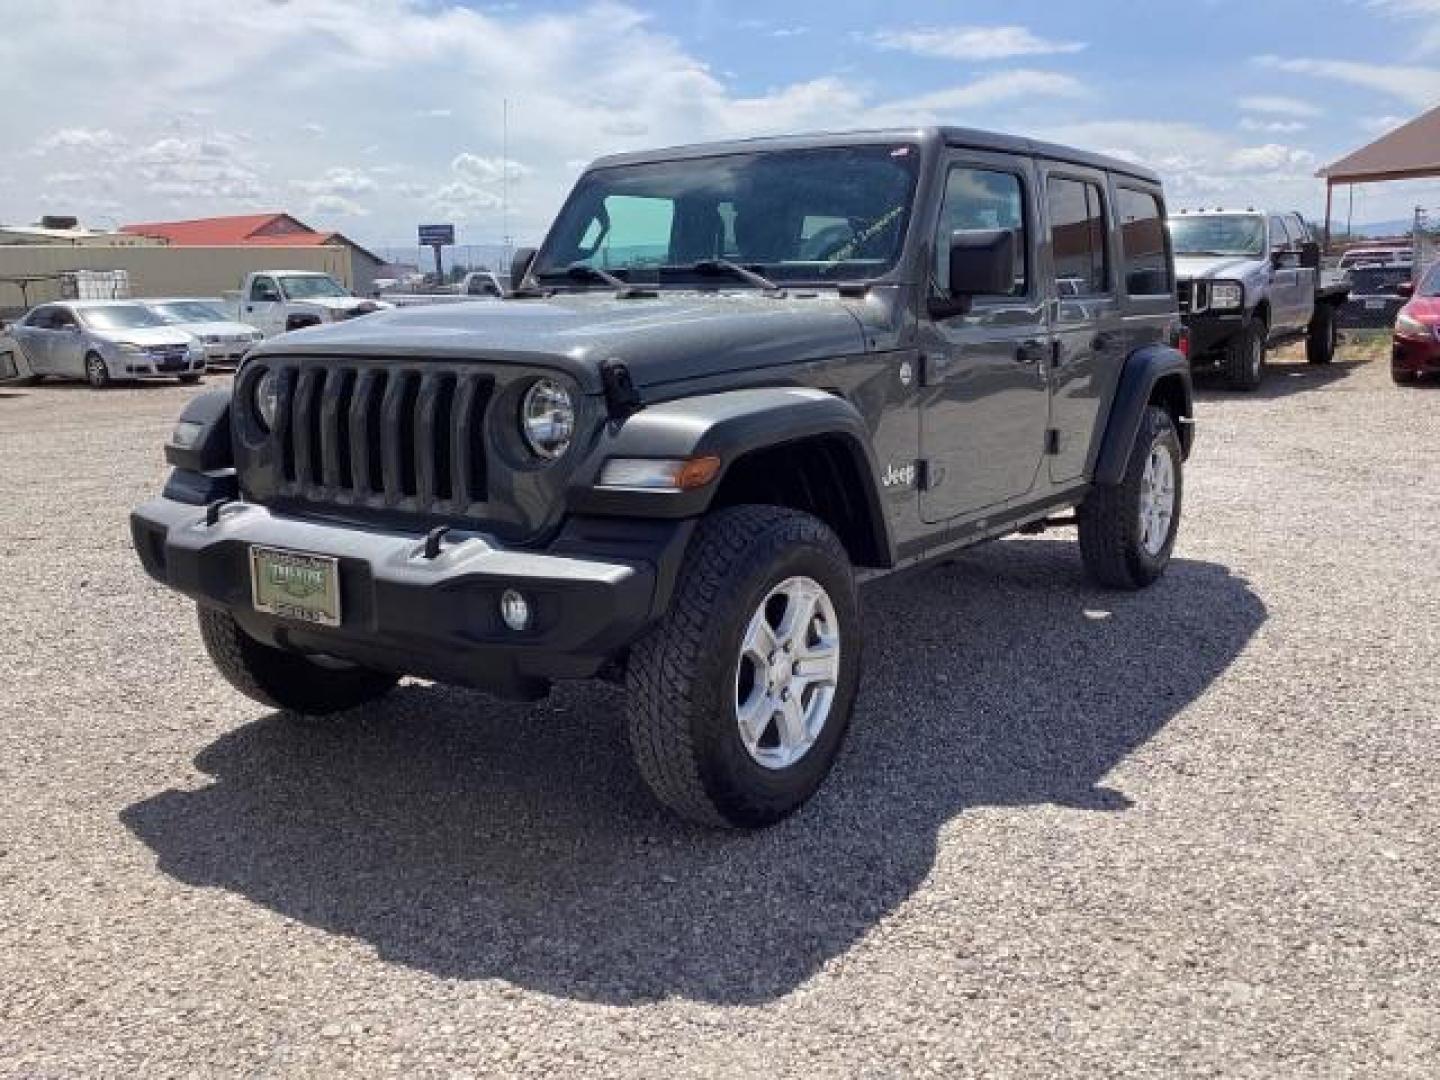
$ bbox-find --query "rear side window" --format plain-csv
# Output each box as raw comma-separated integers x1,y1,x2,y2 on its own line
25,306,55,328
1047,176,1109,296
1269,217,1292,251
1116,187,1172,296
934,166,1028,296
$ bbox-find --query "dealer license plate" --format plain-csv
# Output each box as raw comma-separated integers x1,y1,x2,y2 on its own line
1365,299,1388,311
250,546,341,626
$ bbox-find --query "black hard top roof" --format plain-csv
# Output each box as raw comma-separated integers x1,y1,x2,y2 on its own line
590,126,1162,186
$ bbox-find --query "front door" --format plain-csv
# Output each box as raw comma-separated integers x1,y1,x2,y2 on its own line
1040,166,1124,483
13,307,55,374
919,154,1050,524
48,306,85,376
246,275,283,336
1268,215,1304,332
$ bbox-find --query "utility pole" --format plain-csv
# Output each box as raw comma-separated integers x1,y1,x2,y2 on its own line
502,97,512,273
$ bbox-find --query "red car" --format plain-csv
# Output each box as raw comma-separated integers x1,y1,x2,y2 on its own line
1393,262,1440,384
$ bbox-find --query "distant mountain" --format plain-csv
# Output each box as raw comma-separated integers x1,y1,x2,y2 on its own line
1355,218,1418,238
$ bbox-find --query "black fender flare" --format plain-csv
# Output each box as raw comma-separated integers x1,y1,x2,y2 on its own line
567,386,893,560
163,387,234,472
1093,345,1193,485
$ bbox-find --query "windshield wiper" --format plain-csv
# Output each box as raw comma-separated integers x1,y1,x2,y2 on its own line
689,259,783,294
551,263,655,299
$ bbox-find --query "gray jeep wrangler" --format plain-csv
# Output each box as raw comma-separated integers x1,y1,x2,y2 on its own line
132,128,1194,828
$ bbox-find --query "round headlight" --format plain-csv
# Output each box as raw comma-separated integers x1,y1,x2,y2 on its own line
255,369,280,431
520,379,574,460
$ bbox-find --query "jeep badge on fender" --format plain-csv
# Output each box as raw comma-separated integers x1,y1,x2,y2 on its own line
131,127,1193,829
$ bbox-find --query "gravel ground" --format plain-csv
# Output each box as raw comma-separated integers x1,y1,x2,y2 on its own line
1,345,1436,1078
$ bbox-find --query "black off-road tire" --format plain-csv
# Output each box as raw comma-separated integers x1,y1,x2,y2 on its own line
1224,319,1266,390
625,505,861,829
1307,303,1337,365
197,605,398,714
1077,406,1183,590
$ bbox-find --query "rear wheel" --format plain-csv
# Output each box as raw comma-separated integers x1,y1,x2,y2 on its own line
626,505,861,828
1224,319,1266,390
85,351,111,389
197,606,398,714
1078,406,1183,590
1307,303,1337,365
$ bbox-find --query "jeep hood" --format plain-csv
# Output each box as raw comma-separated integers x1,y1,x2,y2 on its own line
250,291,869,391
1174,254,1262,280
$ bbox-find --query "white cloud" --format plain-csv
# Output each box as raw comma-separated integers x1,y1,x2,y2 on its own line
874,25,1086,61
1254,54,1440,108
1238,95,1322,118
30,128,122,155
293,167,377,197
1240,118,1309,133
309,194,368,218
416,108,453,118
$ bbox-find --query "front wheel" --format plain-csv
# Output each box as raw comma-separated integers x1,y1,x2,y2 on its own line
626,506,861,828
1307,303,1337,365
85,352,111,389
1224,320,1266,390
197,606,398,714
1078,406,1183,590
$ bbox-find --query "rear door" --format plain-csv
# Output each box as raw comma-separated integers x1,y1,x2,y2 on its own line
917,152,1050,523
1039,164,1125,483
12,307,55,373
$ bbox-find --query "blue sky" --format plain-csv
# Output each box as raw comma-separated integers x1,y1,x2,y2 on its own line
3,0,1439,249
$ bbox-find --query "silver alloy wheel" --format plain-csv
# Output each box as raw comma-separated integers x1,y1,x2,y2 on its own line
86,355,107,387
1138,439,1177,557
734,575,841,770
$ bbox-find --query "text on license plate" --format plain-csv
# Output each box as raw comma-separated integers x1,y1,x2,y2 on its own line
250,546,341,626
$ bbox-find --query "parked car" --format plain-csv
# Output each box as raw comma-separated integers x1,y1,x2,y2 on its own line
382,271,512,308
132,126,1193,828
11,300,205,387
144,298,262,369
222,272,390,337
1392,263,1440,384
1338,246,1412,272
0,323,26,384
1339,261,1413,330
1168,208,1350,389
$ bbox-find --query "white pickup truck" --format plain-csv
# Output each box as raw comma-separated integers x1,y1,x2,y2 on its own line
223,272,389,337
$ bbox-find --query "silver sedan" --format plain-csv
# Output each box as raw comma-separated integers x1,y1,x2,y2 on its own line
10,300,206,388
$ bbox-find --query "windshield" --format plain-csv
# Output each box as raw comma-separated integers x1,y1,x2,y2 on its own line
533,144,921,286
151,301,225,323
278,275,349,299
1168,214,1265,257
78,304,166,330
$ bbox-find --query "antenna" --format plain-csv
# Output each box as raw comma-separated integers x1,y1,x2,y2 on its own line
502,97,511,271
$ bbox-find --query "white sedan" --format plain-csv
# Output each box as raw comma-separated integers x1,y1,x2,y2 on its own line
144,298,262,369
9,300,206,388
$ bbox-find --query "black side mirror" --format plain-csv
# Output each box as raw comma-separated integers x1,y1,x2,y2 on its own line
510,247,538,291
930,229,1017,318
1300,241,1321,269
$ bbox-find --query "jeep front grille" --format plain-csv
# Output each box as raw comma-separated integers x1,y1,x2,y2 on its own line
269,361,495,513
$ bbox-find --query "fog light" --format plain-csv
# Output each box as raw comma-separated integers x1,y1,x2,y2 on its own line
500,589,531,631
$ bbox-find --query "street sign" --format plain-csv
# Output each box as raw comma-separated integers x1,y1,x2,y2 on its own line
418,224,455,247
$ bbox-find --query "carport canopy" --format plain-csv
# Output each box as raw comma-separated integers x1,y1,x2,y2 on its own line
1317,106,1440,244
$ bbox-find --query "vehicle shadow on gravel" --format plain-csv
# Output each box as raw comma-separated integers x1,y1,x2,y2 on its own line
1193,358,1365,401
122,538,1264,1006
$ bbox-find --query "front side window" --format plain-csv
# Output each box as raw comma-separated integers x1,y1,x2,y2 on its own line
934,166,1028,296
1117,187,1172,296
24,306,55,328
250,276,279,302
534,144,921,285
1269,217,1293,252
1048,176,1109,296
